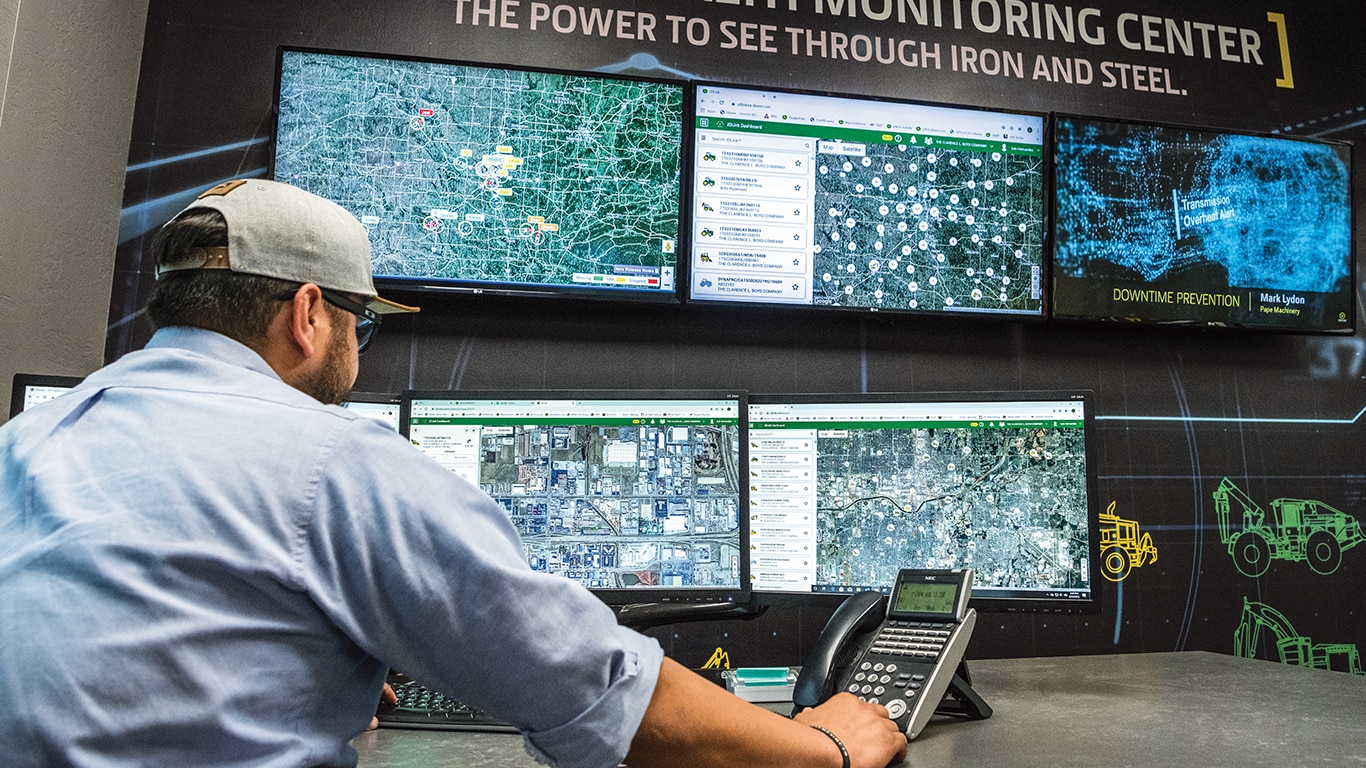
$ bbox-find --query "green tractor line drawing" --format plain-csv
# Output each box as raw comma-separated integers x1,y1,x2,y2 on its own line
1098,501,1157,581
1212,477,1365,577
1234,597,1363,675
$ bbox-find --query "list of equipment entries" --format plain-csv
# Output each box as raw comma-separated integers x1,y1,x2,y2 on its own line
747,427,820,590
692,127,818,303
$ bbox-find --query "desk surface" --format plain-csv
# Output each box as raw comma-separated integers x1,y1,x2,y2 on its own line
352,651,1366,767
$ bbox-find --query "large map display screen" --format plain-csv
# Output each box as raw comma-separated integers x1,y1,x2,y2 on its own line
748,392,1099,613
688,83,1045,317
403,391,748,603
1052,115,1354,332
274,49,683,300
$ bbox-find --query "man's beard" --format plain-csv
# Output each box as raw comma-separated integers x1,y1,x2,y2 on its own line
296,318,354,405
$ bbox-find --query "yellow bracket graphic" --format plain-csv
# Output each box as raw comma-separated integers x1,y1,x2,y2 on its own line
1268,12,1294,89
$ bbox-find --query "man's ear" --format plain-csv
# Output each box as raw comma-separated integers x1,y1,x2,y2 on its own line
285,283,329,359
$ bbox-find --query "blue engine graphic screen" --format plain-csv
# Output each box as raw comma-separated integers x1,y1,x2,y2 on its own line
1050,115,1353,332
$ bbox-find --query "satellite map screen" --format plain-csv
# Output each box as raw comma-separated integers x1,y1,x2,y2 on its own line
273,49,684,301
402,391,748,604
748,392,1100,613
688,82,1046,317
1051,115,1354,332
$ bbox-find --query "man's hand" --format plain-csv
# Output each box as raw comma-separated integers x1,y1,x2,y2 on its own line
367,682,397,731
793,692,908,767
626,658,907,768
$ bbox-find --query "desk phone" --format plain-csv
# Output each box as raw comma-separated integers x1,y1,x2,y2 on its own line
792,568,977,739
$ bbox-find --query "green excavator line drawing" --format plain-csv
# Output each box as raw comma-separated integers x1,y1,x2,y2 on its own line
1234,598,1363,675
1212,477,1365,577
1098,501,1157,581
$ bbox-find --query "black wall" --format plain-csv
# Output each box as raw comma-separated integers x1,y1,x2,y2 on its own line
110,0,1366,672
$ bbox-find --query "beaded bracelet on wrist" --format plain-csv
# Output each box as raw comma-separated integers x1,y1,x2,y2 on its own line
809,725,851,768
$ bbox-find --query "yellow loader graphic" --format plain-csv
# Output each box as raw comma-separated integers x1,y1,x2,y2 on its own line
1098,501,1157,581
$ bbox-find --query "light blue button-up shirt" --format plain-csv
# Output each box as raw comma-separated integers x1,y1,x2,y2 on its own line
0,327,662,768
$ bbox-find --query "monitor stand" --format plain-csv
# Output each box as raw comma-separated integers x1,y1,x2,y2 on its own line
934,660,993,720
613,600,768,632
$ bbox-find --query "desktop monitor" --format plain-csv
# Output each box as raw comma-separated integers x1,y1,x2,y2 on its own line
273,48,686,302
687,82,1046,317
9,374,83,419
1050,114,1354,332
747,391,1100,614
401,390,749,606
340,391,402,432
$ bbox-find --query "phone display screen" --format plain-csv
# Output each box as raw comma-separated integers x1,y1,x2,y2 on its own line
890,581,959,616
886,569,970,620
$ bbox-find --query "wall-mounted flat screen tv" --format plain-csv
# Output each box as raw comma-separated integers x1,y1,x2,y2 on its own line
687,82,1047,317
1051,115,1354,332
273,48,685,302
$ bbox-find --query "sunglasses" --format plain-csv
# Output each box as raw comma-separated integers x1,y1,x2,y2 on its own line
278,286,381,353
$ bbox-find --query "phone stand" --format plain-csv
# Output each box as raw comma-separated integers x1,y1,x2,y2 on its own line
934,660,993,720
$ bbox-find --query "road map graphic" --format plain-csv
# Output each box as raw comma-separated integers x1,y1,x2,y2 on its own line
814,425,1091,592
479,423,742,589
275,51,683,291
812,143,1044,312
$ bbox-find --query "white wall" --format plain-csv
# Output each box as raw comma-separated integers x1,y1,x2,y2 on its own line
0,0,147,421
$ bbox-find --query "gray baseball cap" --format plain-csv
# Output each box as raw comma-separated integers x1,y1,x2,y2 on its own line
155,179,418,315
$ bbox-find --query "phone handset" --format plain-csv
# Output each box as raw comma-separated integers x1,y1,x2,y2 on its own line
792,569,979,739
791,590,888,712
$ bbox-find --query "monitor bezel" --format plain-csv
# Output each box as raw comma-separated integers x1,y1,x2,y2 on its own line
400,388,751,606
9,373,84,418
682,80,1050,321
271,46,688,304
343,390,401,406
1047,112,1356,334
746,389,1102,615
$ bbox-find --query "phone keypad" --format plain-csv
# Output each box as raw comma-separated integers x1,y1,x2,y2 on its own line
841,621,953,718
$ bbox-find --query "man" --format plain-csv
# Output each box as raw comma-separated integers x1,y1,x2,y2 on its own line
0,179,906,768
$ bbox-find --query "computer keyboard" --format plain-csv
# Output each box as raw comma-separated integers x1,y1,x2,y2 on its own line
378,677,518,733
